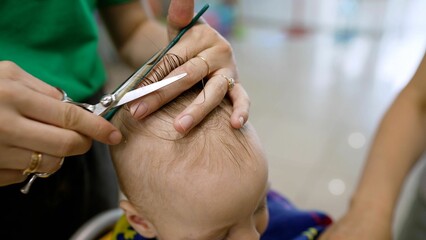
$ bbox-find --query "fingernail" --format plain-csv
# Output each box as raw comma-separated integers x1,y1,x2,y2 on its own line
178,115,194,132
109,130,122,144
130,102,148,119
239,116,245,127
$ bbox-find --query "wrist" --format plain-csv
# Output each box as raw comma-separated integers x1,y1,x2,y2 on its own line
349,194,395,221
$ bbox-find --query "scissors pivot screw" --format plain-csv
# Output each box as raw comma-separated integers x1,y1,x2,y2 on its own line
100,94,116,107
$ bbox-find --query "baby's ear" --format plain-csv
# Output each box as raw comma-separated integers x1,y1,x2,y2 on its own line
120,200,157,238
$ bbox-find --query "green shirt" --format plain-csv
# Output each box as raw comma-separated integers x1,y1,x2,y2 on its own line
0,0,132,101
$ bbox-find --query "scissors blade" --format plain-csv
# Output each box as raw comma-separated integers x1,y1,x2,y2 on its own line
114,72,187,107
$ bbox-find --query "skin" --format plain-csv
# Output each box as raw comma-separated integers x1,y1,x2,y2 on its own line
122,165,269,240
0,0,250,186
319,53,426,240
101,1,250,131
117,119,269,240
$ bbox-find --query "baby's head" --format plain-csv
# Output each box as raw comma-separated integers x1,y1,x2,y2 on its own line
110,85,269,240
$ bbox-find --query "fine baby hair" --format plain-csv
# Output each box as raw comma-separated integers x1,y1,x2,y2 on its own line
109,82,269,239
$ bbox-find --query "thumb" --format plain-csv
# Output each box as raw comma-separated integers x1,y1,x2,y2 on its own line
167,0,194,39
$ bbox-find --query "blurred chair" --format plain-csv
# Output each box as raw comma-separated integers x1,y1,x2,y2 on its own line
70,208,123,240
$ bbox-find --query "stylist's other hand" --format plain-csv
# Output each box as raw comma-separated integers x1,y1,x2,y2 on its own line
318,207,392,240
130,0,250,133
0,61,122,186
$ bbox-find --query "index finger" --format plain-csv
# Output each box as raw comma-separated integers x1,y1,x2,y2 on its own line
0,61,63,100
17,89,122,145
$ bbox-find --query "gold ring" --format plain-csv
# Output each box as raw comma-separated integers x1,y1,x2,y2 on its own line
220,74,235,91
23,152,42,176
196,56,210,76
32,157,65,179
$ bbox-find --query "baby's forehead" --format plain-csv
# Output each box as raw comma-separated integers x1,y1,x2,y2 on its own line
160,163,269,230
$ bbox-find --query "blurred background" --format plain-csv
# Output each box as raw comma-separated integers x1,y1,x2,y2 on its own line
100,0,426,237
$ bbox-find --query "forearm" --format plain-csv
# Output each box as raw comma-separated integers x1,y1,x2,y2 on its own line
118,20,168,68
351,75,426,221
100,1,168,68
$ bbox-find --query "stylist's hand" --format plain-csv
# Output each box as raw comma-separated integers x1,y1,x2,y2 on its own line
0,61,122,186
318,207,392,240
130,0,250,133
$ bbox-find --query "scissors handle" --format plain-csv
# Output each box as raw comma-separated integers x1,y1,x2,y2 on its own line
20,172,51,194
56,88,97,112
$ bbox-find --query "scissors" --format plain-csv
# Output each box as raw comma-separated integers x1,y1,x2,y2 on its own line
59,60,188,120
20,70,186,194
20,4,210,194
